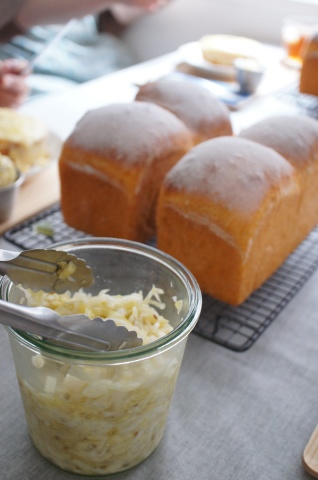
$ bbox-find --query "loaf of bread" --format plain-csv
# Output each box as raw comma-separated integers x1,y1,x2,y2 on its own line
156,136,302,305
0,108,50,173
59,102,193,241
300,33,318,95
135,76,232,144
240,114,318,243
200,34,262,66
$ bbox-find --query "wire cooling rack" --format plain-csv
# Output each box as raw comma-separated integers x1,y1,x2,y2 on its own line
276,83,318,119
4,203,318,352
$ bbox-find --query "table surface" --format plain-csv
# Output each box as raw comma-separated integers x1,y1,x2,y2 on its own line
1,43,316,480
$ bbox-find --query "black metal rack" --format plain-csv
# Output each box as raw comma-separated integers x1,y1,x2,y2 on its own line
276,83,318,119
197,227,318,351
4,204,318,352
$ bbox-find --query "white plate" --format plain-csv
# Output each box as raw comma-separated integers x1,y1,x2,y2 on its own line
24,130,62,180
177,42,235,80
27,74,77,96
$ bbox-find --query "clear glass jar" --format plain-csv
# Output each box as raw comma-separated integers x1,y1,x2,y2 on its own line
1,238,201,476
281,15,318,65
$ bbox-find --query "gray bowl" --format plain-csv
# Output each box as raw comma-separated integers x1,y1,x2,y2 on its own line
0,170,24,223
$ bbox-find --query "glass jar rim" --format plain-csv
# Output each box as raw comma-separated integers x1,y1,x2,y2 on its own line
2,238,202,363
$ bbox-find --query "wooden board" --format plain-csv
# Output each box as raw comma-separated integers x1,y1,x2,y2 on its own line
0,161,60,235
303,424,318,478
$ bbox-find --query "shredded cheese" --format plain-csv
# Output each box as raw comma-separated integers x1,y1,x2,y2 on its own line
15,285,186,475
20,285,173,345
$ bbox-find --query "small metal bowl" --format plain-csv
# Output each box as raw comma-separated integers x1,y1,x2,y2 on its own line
234,57,265,94
0,169,24,223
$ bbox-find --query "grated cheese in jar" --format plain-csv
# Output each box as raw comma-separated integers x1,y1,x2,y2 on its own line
20,285,173,345
14,286,186,475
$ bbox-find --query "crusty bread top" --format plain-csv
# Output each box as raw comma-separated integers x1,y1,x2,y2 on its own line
159,136,299,253
162,136,296,215
66,101,193,166
240,115,318,167
135,77,232,139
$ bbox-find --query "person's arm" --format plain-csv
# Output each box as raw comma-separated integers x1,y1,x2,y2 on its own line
15,0,167,30
108,4,152,25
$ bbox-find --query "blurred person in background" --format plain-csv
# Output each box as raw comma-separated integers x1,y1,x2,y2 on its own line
0,58,29,107
0,0,169,108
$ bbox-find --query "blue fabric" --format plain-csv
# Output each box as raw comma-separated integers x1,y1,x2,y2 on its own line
0,16,135,84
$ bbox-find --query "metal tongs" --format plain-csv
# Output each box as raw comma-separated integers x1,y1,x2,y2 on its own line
0,248,143,351
0,248,94,293
0,300,143,351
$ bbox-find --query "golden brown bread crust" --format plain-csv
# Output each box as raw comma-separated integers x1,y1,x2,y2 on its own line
156,136,301,305
300,34,318,95
59,102,193,241
240,114,318,244
300,53,318,96
135,77,232,145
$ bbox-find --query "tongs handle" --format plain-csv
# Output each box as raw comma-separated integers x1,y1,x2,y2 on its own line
0,249,26,265
0,248,57,280
0,299,111,351
0,248,94,293
0,249,56,276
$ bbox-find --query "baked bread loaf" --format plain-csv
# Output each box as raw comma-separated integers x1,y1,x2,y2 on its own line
300,33,318,95
135,76,232,145
0,108,50,173
240,114,318,243
200,34,262,66
156,136,301,305
59,101,193,241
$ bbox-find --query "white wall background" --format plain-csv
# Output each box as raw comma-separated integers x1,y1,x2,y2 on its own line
122,0,318,61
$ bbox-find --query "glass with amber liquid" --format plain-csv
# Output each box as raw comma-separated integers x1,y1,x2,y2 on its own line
282,15,318,66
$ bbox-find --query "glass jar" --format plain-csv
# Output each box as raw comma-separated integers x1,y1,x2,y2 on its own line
1,238,201,476
282,15,318,66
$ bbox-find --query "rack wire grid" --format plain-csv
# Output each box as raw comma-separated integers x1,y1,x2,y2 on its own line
276,82,318,120
4,203,318,352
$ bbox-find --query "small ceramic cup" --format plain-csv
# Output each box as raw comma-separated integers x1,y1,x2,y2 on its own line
234,57,265,94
